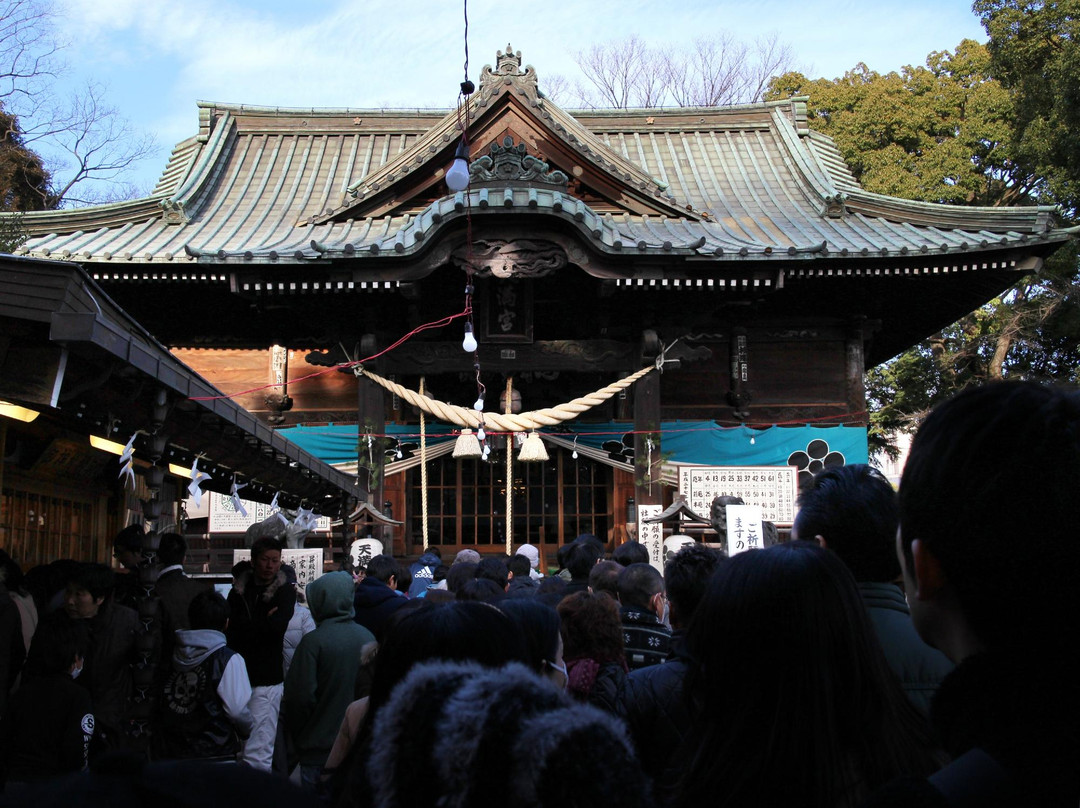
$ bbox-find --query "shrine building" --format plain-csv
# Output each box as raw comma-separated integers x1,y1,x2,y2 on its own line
2,45,1073,564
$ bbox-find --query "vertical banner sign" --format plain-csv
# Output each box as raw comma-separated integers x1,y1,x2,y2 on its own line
638,504,664,574
232,548,324,590
725,505,764,556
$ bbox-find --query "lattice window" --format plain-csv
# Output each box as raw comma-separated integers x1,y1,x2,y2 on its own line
408,446,609,548
1,489,98,569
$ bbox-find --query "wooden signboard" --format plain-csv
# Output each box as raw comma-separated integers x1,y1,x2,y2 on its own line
232,548,323,589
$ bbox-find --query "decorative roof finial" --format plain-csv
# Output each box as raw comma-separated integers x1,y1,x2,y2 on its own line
496,44,523,75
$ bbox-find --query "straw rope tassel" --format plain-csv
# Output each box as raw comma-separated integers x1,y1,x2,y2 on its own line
420,377,429,551
359,365,655,431
505,377,513,556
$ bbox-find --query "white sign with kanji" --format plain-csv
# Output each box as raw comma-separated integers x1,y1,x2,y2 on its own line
637,504,664,574
725,505,764,556
209,493,331,534
232,548,324,589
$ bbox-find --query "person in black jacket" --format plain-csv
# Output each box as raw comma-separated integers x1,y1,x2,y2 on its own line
227,537,295,771
865,382,1080,808
352,554,406,640
1,614,94,788
616,543,726,789
63,563,136,756
791,464,953,715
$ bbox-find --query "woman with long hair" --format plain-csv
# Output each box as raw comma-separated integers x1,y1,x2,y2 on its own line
672,541,942,808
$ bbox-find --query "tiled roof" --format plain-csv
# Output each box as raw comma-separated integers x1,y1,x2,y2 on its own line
11,49,1070,271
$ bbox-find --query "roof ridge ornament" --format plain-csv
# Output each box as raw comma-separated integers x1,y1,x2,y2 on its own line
479,44,539,100
470,136,569,186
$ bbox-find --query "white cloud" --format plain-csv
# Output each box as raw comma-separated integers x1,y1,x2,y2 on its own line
52,0,988,192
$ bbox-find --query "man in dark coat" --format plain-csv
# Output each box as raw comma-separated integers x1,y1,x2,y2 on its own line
616,544,725,789
616,563,671,671
0,614,93,786
791,463,953,715
155,533,211,662
63,563,137,756
352,554,406,640
865,382,1080,807
227,537,295,771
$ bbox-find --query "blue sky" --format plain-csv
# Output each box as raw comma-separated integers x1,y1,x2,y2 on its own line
52,0,987,196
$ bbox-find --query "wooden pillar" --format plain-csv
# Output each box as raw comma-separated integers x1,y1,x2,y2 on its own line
846,318,868,420
634,331,663,527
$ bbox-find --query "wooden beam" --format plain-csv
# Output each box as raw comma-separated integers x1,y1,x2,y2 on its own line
322,339,637,374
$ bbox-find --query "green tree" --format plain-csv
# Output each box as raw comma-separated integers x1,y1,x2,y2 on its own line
975,0,1080,216
0,105,53,211
767,37,1077,457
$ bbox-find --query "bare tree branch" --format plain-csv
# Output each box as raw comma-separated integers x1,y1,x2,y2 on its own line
0,0,158,208
570,32,796,110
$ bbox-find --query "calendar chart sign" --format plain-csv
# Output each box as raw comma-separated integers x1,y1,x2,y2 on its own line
637,504,665,574
210,493,331,533
232,548,324,589
677,465,798,524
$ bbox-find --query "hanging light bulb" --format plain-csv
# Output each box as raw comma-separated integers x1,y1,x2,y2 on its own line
462,322,478,353
477,425,486,441
445,138,471,192
473,392,485,411
750,436,756,445
481,444,491,460
396,446,403,459
572,436,579,459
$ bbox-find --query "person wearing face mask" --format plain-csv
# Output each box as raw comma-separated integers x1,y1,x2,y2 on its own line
615,563,671,672
0,614,95,789
615,543,727,794
497,599,567,689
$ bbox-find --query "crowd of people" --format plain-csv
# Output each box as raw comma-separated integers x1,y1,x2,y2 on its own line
0,380,1076,807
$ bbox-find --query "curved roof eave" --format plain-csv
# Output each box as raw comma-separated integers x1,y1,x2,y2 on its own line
19,186,1063,274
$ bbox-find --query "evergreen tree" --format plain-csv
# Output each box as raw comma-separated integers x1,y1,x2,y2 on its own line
0,105,53,211
767,34,1078,457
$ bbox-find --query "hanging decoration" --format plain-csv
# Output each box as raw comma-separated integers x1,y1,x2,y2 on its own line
269,491,280,512
356,365,654,432
504,377,514,555
187,458,211,509
420,377,430,550
118,432,138,491
518,431,548,462
230,475,249,518
452,428,483,458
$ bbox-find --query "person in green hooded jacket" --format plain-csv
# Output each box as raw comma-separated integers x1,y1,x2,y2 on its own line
282,571,374,792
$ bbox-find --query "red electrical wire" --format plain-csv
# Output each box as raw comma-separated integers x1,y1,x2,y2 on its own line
188,307,471,401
